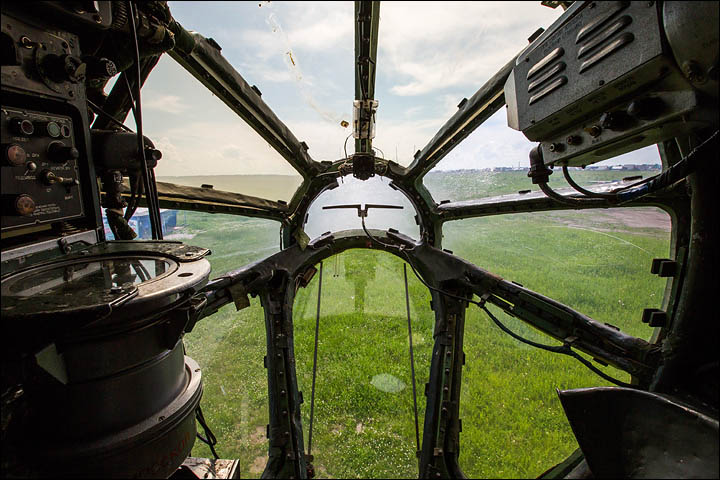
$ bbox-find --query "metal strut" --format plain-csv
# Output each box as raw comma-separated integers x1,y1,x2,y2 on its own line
404,263,421,465
307,261,323,458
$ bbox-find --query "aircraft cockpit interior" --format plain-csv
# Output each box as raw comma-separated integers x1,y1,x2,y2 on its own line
1,1,718,478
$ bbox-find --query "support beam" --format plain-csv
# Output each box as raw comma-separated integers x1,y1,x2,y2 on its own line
354,1,381,155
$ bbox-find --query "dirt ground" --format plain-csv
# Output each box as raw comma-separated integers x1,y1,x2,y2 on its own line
546,207,671,233
598,207,671,231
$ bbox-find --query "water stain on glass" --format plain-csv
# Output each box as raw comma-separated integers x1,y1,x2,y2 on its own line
370,373,406,393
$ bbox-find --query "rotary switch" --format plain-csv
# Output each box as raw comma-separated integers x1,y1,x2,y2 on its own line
5,144,27,166
2,194,36,216
13,194,36,216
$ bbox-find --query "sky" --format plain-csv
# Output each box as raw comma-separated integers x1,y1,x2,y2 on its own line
123,1,660,177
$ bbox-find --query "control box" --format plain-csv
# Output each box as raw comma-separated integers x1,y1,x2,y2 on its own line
505,1,718,167
2,108,84,231
1,7,102,251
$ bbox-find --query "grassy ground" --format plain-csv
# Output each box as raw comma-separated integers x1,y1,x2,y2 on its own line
178,170,670,478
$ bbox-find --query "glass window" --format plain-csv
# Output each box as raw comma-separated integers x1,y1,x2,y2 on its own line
293,250,434,478
373,2,563,166
423,108,662,203
442,207,671,478
304,176,419,240
165,212,280,477
170,1,355,164
127,55,303,202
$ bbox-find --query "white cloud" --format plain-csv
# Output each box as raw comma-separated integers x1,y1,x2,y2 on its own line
378,2,562,96
150,121,300,177
141,92,189,114
240,2,353,57
237,62,294,83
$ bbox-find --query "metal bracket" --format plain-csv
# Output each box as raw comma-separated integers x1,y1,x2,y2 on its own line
322,203,403,218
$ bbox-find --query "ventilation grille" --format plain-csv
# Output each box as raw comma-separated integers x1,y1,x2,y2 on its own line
527,47,567,105
576,2,633,73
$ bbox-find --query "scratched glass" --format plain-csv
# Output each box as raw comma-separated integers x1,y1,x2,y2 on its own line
443,207,671,478
176,213,280,477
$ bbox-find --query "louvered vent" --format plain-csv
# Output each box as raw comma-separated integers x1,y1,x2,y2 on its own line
527,47,567,105
576,2,634,73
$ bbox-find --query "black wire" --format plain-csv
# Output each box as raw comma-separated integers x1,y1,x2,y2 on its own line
538,181,607,206
562,166,617,199
125,174,142,220
127,1,163,240
480,305,637,388
122,73,138,118
87,99,134,132
357,222,636,388
195,406,219,459
562,166,662,199
343,131,353,160
548,130,718,205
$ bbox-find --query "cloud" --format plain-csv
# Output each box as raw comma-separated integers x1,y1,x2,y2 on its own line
141,92,189,114
240,2,353,57
378,2,562,96
149,121,300,177
237,62,294,83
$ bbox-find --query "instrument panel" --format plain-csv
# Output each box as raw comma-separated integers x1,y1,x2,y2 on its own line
2,107,83,230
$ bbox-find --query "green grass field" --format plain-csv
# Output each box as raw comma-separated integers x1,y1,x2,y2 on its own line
179,170,670,478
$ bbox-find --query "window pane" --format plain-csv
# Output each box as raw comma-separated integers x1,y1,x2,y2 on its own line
293,250,434,478
169,1,355,164
424,109,661,203
304,176,419,240
373,2,563,167
442,207,671,478
167,211,280,477
126,54,303,202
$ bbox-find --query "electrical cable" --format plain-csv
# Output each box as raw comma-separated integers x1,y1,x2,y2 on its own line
357,221,636,388
562,166,617,199
480,305,637,388
127,1,163,239
87,99,134,132
538,181,607,206
195,405,219,459
545,130,718,205
343,131,353,160
616,129,718,204
125,173,142,220
307,261,323,457
122,73,138,118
